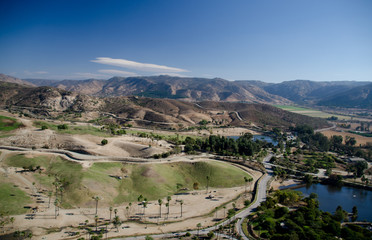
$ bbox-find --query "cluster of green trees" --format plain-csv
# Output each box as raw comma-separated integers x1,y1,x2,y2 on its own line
251,190,371,240
292,125,372,161
183,133,269,156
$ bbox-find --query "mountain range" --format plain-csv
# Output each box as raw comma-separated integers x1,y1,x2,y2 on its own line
1,74,371,109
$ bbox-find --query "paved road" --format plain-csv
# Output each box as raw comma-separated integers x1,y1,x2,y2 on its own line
235,154,273,239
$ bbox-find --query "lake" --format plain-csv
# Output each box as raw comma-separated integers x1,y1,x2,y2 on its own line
296,183,372,222
228,135,278,146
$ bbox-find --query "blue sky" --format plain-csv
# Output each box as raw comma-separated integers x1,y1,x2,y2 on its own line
0,0,371,82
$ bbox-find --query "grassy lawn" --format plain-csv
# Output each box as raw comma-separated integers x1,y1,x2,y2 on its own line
0,115,23,132
33,120,111,137
126,129,199,142
3,154,252,208
0,176,31,215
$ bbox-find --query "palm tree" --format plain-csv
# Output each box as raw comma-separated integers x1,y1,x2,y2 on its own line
158,199,163,218
48,191,52,208
59,186,64,204
165,203,169,219
109,206,113,221
105,222,109,240
167,196,171,215
94,215,99,232
244,176,249,195
137,195,143,213
142,199,148,217
180,200,184,217
114,209,118,218
197,223,202,236
93,196,100,215
206,176,210,194
54,199,60,219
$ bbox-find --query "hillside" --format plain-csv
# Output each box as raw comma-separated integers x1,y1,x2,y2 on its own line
25,75,291,104
0,74,35,87
262,80,370,104
0,81,329,129
318,83,372,109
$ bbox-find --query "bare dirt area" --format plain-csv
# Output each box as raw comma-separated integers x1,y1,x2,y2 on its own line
270,178,302,191
0,116,171,158
7,175,259,240
322,130,372,146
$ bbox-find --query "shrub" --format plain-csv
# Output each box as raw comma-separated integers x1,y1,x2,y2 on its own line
57,124,68,130
101,139,108,145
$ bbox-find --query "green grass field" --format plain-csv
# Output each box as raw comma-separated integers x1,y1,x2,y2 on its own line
3,154,252,208
274,105,351,120
0,115,23,132
33,120,111,137
0,176,31,215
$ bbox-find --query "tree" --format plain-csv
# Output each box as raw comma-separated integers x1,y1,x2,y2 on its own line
93,196,100,215
244,176,249,195
345,136,356,146
352,206,358,221
180,200,184,217
54,199,60,219
158,199,163,218
137,195,143,213
197,223,202,236
143,199,148,217
206,175,210,194
166,196,171,216
112,216,122,232
109,206,113,221
94,215,99,232
101,139,108,145
114,208,118,218
193,182,199,190
48,191,52,208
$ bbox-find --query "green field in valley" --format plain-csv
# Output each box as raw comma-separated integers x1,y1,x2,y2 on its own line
274,105,351,120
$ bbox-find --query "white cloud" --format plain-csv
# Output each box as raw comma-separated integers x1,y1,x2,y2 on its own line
91,57,187,73
98,69,136,76
155,72,189,77
24,70,48,75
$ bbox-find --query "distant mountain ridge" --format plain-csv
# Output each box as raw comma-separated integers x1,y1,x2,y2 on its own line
8,74,372,109
26,75,291,104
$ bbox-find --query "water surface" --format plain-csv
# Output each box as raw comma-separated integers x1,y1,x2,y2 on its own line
296,183,372,222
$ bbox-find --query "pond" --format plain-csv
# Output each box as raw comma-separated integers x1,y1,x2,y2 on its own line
296,183,372,222
228,135,278,146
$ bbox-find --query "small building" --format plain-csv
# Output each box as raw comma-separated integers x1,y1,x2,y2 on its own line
348,157,367,163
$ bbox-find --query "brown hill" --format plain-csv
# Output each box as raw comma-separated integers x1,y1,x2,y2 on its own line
26,75,291,104
0,73,35,87
0,82,329,129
